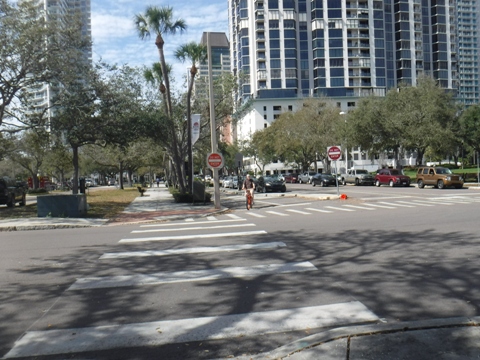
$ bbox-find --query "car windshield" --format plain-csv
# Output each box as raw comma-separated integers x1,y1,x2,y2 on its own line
356,170,368,174
390,170,400,175
323,174,334,179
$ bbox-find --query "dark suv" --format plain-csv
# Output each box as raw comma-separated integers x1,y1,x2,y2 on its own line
0,178,28,207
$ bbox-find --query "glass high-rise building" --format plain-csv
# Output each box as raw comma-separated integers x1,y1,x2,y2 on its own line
229,0,461,172
456,0,479,106
27,0,92,118
229,0,458,107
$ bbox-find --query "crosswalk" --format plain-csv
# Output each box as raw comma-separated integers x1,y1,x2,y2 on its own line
4,213,380,359
234,195,480,218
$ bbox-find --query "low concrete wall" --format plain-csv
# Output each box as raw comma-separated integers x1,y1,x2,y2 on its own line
37,194,87,218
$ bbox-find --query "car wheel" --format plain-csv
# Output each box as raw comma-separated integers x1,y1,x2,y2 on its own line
417,179,425,189
19,193,26,206
262,187,267,193
355,178,360,186
312,181,316,187
281,185,286,192
6,194,14,207
321,181,326,187
342,179,346,186
375,180,381,187
389,180,394,187
298,179,302,184
437,180,445,189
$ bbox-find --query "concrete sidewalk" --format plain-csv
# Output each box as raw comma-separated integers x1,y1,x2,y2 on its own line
228,317,480,360
0,185,338,231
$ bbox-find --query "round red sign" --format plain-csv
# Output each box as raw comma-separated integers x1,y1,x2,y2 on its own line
327,146,342,161
207,152,224,169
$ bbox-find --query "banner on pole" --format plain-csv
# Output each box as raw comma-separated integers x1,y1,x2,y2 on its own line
192,114,200,146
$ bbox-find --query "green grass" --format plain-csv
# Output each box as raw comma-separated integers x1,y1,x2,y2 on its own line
0,187,140,220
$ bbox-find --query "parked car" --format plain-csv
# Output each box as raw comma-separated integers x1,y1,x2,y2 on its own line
283,173,298,183
223,176,234,188
0,178,27,207
85,178,94,187
340,169,375,186
374,169,411,187
256,176,287,193
416,166,464,189
311,173,338,187
230,176,240,189
298,172,316,184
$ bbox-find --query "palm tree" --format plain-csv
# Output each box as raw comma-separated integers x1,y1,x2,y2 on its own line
134,5,187,192
174,42,207,192
144,62,171,115
134,6,186,118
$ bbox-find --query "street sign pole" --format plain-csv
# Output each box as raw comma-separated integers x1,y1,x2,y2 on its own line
328,146,342,197
207,33,220,209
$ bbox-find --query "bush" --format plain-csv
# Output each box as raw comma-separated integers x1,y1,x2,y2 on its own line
28,188,48,195
169,184,212,203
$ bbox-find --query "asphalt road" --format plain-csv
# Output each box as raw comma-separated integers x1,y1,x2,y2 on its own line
1,186,480,359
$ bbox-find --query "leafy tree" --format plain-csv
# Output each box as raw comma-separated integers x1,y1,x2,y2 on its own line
0,0,94,133
266,98,344,172
8,130,50,189
459,104,480,162
388,76,457,165
247,131,277,175
43,141,73,189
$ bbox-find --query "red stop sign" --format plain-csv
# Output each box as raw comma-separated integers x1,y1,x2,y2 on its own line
207,152,224,169
327,146,342,161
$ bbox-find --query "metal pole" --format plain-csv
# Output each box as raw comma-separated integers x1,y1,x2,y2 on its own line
207,33,220,209
335,161,340,197
477,151,479,187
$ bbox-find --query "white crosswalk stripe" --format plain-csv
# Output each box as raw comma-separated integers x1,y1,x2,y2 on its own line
132,223,255,234
305,207,334,213
119,230,267,243
4,302,378,359
343,204,376,211
245,211,266,217
398,200,434,207
265,210,290,216
207,216,217,220
226,213,243,219
380,201,415,208
286,209,312,215
324,206,355,212
68,261,317,290
140,218,246,227
362,203,396,209
100,242,287,259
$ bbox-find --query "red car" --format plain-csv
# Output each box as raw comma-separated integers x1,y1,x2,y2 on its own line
282,173,298,183
374,169,411,187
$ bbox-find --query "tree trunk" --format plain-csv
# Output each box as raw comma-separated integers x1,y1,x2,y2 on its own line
72,145,79,194
119,161,124,190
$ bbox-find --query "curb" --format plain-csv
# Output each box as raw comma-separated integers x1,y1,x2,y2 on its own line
227,316,480,360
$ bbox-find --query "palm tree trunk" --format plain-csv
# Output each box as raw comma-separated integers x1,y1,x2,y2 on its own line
155,35,185,193
186,72,195,194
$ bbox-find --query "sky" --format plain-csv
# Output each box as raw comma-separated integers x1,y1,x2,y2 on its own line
91,0,229,88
